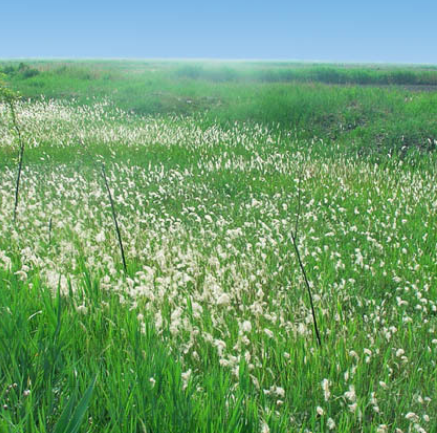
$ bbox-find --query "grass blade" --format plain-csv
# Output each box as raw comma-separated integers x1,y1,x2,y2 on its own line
52,376,97,433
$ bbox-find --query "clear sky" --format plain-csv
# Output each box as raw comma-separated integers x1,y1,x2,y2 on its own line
1,0,436,64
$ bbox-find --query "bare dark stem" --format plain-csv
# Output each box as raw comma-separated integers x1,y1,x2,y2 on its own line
48,217,53,244
291,233,322,347
292,164,322,348
9,101,25,224
101,164,128,275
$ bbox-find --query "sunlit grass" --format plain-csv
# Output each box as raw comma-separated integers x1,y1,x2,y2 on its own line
0,64,436,432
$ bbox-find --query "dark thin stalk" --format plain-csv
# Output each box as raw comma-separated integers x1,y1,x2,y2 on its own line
48,217,53,244
101,164,128,275
291,232,322,347
8,100,25,224
292,164,322,347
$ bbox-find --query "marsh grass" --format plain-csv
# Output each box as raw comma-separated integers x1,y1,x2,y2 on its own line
0,61,436,432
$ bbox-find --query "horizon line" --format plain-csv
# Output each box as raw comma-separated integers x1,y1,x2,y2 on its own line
0,57,436,67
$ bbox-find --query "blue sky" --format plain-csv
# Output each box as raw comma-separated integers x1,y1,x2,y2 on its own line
1,0,436,64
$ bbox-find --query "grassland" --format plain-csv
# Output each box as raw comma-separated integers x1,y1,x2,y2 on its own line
0,61,436,433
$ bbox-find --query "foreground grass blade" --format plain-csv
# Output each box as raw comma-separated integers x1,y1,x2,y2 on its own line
52,376,97,433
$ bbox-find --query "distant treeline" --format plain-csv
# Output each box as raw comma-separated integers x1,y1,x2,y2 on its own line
1,62,41,79
3,61,437,86
173,64,437,86
1,62,108,81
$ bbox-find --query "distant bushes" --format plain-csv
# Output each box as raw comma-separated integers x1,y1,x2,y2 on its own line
171,64,437,86
1,62,40,79
4,61,437,87
1,62,119,82
254,67,437,86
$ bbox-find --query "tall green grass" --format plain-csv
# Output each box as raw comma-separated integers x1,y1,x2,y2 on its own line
2,60,437,157
0,61,436,432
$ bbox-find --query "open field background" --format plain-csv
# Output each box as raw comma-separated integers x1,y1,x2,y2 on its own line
0,61,436,433
2,60,437,159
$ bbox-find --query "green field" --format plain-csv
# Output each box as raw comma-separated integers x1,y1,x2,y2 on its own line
0,61,436,433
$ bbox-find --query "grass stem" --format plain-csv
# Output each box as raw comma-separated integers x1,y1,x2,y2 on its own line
8,100,25,224
292,164,322,347
101,164,128,275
